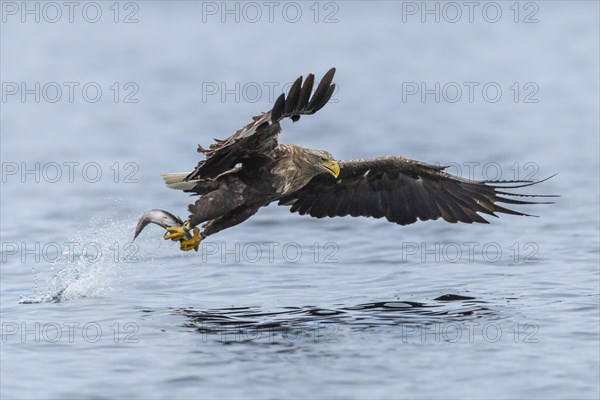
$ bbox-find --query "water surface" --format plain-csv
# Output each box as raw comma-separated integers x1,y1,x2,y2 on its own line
1,2,599,399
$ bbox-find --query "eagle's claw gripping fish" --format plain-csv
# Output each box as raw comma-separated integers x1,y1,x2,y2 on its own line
133,209,192,241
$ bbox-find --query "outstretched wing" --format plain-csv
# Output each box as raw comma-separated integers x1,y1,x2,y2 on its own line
278,156,556,225
186,67,337,180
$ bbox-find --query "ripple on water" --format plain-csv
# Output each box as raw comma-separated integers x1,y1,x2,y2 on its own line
162,294,494,344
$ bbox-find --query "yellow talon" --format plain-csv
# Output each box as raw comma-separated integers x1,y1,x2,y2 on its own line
180,227,202,252
164,221,192,242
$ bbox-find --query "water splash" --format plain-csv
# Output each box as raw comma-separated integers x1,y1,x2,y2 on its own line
18,211,138,304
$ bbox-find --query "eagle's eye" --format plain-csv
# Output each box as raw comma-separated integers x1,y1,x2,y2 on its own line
319,156,327,162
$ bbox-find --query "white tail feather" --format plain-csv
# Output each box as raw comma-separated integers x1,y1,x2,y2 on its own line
161,172,198,190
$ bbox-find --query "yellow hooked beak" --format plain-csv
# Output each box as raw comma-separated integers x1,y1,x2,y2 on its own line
321,160,340,178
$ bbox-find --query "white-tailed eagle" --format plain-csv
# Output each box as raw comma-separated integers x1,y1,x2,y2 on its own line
134,68,554,251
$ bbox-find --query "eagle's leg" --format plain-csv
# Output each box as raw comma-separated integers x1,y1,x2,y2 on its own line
187,186,246,228
202,206,260,238
164,185,245,245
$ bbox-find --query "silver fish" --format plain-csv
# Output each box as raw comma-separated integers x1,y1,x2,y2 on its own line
133,209,191,240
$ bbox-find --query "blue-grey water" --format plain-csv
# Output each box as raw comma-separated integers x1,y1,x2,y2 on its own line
1,1,599,399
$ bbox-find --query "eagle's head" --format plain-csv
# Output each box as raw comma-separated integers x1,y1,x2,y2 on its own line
301,149,340,179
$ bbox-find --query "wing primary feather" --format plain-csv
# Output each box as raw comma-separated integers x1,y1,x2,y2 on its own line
296,73,314,113
312,84,336,114
271,93,285,122
492,203,536,217
284,76,302,116
306,68,336,113
485,174,557,189
494,191,559,198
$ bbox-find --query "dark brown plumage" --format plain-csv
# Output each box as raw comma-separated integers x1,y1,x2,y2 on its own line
150,67,554,251
279,157,555,225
